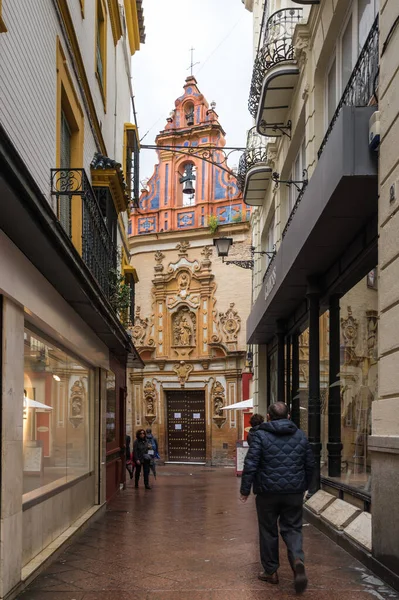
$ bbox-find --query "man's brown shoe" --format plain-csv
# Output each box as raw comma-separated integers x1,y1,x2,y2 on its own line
258,571,279,584
293,559,308,594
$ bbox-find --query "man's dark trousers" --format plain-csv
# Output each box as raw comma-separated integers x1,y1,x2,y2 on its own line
256,492,304,574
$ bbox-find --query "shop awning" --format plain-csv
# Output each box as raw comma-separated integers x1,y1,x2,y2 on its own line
247,107,378,345
223,398,253,410
24,397,53,410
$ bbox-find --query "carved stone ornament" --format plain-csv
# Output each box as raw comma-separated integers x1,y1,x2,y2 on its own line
220,302,241,347
266,150,278,170
341,306,360,366
173,361,194,387
130,306,149,347
212,380,226,429
294,34,309,68
69,379,85,428
176,241,190,256
154,250,165,273
143,380,156,424
366,310,378,361
341,306,358,348
201,246,213,260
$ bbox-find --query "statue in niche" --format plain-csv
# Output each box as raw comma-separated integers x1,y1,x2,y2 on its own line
178,271,190,298
69,379,85,428
173,308,196,347
212,380,226,428
143,380,156,418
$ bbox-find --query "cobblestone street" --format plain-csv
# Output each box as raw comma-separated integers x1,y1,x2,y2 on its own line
18,466,399,600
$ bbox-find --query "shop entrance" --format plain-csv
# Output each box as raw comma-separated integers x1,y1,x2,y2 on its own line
166,390,206,463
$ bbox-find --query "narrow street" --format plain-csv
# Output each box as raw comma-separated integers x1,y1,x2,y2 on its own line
18,466,399,600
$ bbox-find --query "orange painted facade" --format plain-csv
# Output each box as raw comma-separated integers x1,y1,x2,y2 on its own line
129,76,249,236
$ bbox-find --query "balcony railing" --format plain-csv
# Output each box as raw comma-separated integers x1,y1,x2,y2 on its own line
248,7,303,119
237,127,268,192
318,16,379,159
51,168,117,300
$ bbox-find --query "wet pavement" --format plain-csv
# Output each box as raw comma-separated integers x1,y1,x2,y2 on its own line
18,465,399,600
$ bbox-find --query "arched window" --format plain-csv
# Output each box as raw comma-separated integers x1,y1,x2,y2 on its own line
179,162,196,207
184,102,194,126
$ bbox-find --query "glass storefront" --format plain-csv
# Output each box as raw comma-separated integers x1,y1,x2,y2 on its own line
320,272,377,493
23,325,94,503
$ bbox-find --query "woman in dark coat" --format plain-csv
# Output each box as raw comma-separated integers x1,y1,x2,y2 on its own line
133,428,152,489
247,414,264,446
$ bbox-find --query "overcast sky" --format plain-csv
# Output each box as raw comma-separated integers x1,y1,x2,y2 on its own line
132,0,253,183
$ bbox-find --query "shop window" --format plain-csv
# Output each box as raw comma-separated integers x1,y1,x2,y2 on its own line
96,0,107,108
23,326,94,504
319,275,377,492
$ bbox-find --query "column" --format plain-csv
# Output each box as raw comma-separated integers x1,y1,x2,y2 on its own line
286,336,291,412
307,281,321,495
328,295,342,477
0,297,24,597
291,332,300,427
276,320,285,403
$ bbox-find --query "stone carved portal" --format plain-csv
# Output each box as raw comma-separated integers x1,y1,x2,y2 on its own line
219,302,241,350
69,379,85,428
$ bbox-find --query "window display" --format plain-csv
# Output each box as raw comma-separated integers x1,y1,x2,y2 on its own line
23,326,94,503
321,275,377,492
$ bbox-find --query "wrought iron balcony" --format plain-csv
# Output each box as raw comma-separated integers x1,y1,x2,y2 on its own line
51,168,117,300
237,127,273,206
248,7,303,119
237,127,268,191
318,16,379,159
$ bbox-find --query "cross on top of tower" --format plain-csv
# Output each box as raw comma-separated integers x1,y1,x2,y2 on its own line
187,47,199,76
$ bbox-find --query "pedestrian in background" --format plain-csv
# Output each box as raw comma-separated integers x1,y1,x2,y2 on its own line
133,429,152,490
247,413,264,446
146,428,159,459
125,434,134,480
240,402,314,594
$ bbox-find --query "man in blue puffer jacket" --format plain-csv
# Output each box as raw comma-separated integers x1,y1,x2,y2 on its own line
240,402,314,594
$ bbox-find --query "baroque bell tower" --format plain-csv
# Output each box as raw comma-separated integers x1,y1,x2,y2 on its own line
128,77,252,466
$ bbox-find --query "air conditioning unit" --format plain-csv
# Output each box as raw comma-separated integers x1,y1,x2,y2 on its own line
369,111,380,151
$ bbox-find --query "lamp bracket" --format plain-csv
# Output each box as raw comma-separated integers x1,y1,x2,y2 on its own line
272,169,308,193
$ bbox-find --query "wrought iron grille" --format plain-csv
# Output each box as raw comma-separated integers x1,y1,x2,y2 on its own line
248,7,303,119
318,16,379,159
237,127,269,192
282,184,307,239
51,168,117,300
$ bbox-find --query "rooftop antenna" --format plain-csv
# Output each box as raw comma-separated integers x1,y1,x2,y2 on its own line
187,47,200,76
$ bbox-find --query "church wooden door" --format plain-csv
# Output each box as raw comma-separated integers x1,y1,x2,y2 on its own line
166,390,206,462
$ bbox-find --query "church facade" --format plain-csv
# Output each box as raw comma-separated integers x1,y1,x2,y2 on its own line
127,77,252,464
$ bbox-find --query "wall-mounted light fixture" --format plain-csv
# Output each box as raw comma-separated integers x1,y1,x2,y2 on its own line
213,237,276,270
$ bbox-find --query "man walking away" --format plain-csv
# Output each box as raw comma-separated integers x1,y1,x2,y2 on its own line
240,402,314,594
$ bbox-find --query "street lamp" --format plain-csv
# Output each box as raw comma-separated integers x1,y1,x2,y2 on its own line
213,237,233,257
213,237,276,270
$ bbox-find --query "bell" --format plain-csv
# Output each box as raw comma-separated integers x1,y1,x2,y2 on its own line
182,179,195,195
180,164,196,195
